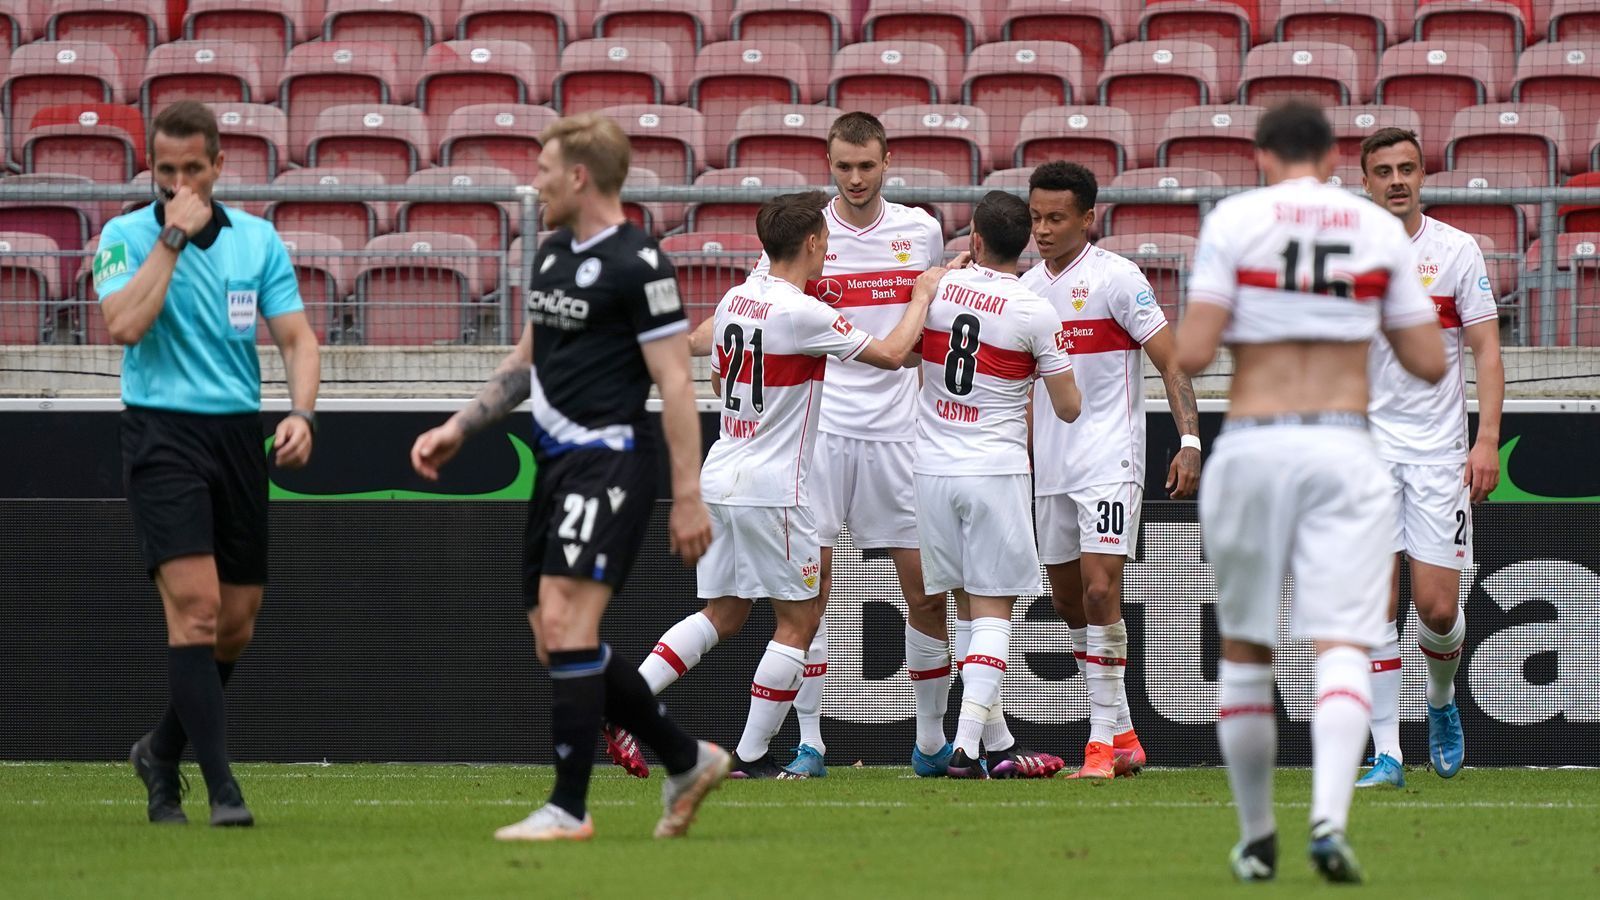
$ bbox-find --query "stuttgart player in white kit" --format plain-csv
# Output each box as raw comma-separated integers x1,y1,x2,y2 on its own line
1356,128,1504,789
910,191,1082,778
633,192,940,778
1023,161,1203,779
1175,103,1445,884
687,112,959,779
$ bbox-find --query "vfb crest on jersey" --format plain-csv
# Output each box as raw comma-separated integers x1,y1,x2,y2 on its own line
891,238,912,264
815,277,845,305
1070,281,1091,312
1418,257,1441,288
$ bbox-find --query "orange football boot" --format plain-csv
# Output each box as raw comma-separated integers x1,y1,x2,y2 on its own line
1113,730,1147,777
1068,741,1117,779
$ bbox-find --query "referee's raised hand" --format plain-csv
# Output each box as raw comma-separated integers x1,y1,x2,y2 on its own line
164,184,212,236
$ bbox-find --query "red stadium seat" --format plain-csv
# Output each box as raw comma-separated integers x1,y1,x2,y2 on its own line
1156,105,1264,187
1376,41,1501,170
2,1,46,54
594,0,716,60
1098,41,1222,165
1013,105,1133,182
727,103,842,172
305,104,431,184
456,0,578,61
686,166,808,233
1096,232,1194,324
1444,103,1566,186
690,40,815,168
660,231,762,327
880,104,989,184
1559,172,1600,233
415,39,552,138
184,0,314,63
1327,104,1424,170
981,167,1031,190
140,40,268,120
599,103,706,183
554,38,682,113
23,103,144,182
206,102,289,182
399,165,520,291
0,230,61,343
1274,0,1403,87
323,0,449,61
1139,0,1255,93
1472,234,1517,298
0,173,97,288
617,166,680,236
999,0,1139,87
1524,233,1600,346
1100,167,1224,239
354,231,491,345
1415,0,1531,58
3,41,128,170
1550,0,1600,41
276,230,351,343
1423,170,1537,254
885,165,966,237
961,41,1083,168
863,0,985,59
437,103,556,184
46,0,168,83
1512,42,1600,178
279,40,401,166
268,166,394,245
827,41,952,114
730,0,853,57
1238,41,1362,106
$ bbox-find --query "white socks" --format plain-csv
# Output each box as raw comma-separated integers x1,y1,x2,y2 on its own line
794,615,828,754
1418,609,1465,709
905,625,950,756
639,611,720,695
1085,621,1128,746
1368,620,1403,763
954,617,1010,757
1217,660,1277,844
735,641,807,763
1311,647,1373,832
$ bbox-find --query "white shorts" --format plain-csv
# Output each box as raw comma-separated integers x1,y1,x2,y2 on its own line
696,504,822,601
811,432,918,550
1035,482,1144,565
1198,424,1394,648
914,473,1042,596
1387,461,1472,570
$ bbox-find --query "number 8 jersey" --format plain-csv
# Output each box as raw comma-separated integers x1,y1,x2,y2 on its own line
703,273,873,507
914,264,1073,476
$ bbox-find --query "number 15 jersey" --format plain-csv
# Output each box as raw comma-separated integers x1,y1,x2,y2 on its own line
703,273,872,507
914,264,1072,477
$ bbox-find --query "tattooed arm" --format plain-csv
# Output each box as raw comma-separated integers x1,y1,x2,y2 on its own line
410,325,533,480
1141,327,1202,499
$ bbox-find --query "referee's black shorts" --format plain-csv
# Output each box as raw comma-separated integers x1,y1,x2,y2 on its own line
121,406,269,584
523,446,658,607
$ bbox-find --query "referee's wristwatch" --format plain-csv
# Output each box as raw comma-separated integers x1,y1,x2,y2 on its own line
288,408,318,435
158,225,188,253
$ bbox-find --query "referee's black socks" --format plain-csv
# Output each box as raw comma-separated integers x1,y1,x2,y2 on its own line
166,644,237,802
600,645,699,775
150,658,236,761
547,647,608,819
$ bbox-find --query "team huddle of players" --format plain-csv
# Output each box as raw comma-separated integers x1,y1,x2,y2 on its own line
599,105,1500,882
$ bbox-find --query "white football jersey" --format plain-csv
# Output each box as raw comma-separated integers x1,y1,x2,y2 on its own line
913,264,1072,477
702,273,871,507
1189,176,1436,344
1368,216,1498,465
752,198,943,442
1023,244,1169,494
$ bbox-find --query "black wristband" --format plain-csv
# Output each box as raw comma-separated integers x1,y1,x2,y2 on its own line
288,409,317,435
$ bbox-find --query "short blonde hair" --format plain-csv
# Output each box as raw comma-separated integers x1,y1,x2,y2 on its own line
540,113,631,195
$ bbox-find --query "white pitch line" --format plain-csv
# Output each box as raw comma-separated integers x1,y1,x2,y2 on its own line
5,798,1593,811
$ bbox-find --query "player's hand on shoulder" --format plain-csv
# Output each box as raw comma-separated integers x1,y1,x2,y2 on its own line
946,250,971,269
272,414,314,469
913,266,948,302
668,495,713,565
1167,446,1201,500
410,421,466,481
165,186,212,237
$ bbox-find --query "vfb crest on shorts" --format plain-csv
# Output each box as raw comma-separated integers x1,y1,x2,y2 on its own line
1070,281,1091,312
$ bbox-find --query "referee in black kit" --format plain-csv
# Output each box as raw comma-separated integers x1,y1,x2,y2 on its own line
410,113,728,843
97,101,321,826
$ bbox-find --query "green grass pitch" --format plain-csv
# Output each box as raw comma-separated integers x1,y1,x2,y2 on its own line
2,763,1596,898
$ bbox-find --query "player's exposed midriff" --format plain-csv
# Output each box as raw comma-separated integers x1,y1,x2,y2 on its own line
1225,341,1373,418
